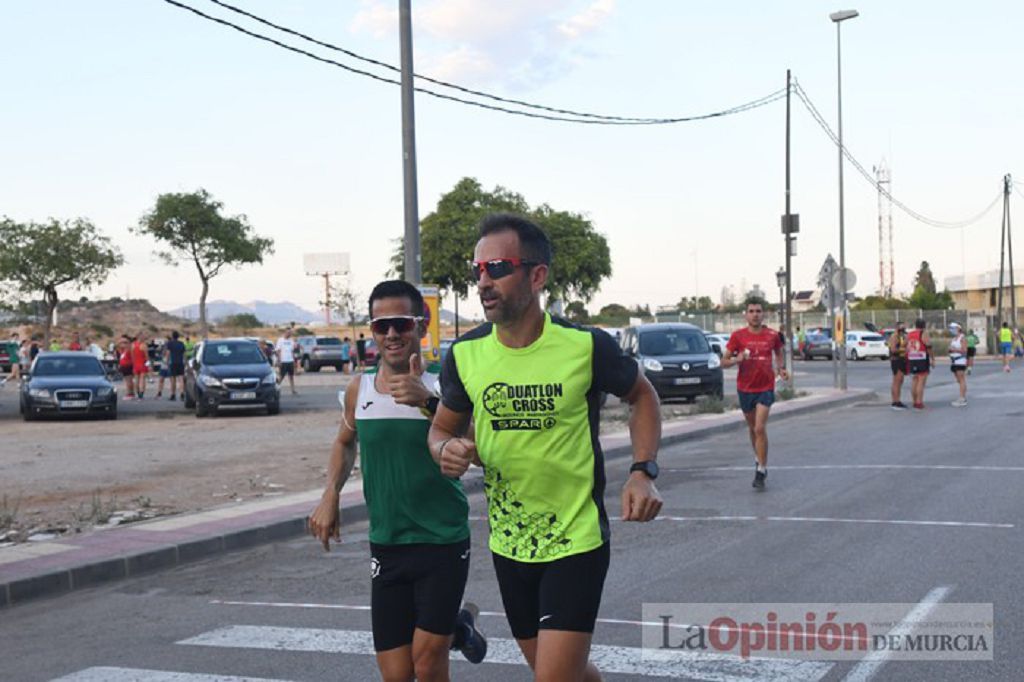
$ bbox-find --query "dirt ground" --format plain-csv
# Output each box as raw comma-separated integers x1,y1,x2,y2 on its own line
0,371,727,544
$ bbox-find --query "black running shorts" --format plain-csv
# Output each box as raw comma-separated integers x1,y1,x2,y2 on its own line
369,539,470,652
908,359,930,375
278,361,295,378
492,542,610,640
890,358,906,376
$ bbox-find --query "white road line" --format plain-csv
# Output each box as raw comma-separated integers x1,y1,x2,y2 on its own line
50,667,292,682
841,585,953,682
211,599,705,631
180,625,832,682
671,464,1024,472
652,515,1013,529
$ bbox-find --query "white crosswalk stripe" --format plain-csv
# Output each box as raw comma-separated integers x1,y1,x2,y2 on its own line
179,624,833,682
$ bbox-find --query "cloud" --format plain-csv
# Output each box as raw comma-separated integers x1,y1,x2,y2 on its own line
350,0,614,90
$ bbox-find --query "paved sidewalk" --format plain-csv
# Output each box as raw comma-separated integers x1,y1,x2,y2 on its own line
0,388,873,608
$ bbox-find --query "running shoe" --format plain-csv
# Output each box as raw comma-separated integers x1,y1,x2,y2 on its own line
452,602,488,664
913,402,925,410
891,401,909,411
752,469,766,489
951,398,967,407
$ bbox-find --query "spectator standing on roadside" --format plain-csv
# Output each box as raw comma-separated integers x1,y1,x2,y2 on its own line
156,342,170,398
118,335,135,399
888,322,909,410
164,331,187,401
275,328,299,395
999,322,1013,372
341,337,352,374
907,319,933,409
68,332,82,351
966,328,979,375
356,333,367,369
85,336,104,361
132,332,150,399
49,338,62,352
948,322,968,407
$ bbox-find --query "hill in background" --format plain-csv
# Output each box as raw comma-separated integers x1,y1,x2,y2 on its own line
167,300,320,325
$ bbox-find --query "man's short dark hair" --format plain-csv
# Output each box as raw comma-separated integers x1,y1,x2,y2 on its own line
478,213,552,265
368,280,425,318
171,331,180,340
915,318,926,329
744,297,766,310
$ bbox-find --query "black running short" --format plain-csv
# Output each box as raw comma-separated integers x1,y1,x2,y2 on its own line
369,538,470,652
967,347,977,358
908,359,930,375
492,542,610,640
890,358,906,376
278,361,295,378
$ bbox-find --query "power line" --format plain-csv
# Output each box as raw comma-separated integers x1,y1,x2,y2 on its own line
162,0,786,126
793,80,1002,230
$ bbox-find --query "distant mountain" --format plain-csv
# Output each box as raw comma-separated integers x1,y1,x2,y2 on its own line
439,309,478,326
167,300,320,325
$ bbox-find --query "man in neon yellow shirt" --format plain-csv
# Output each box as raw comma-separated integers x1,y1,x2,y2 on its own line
999,322,1013,372
429,214,663,681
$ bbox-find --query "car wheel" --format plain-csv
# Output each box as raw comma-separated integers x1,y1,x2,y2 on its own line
106,408,118,421
266,401,280,416
301,356,311,372
850,349,859,360
21,402,35,421
195,398,210,418
184,389,196,409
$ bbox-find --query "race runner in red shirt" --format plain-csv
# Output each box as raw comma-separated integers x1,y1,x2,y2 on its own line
722,299,787,490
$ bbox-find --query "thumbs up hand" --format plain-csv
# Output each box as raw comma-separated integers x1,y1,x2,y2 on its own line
388,351,432,407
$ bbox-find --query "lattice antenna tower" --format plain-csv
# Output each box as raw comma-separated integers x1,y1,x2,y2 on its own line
874,160,895,296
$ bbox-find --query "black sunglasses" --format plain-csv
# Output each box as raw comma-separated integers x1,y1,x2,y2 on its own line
471,258,537,282
370,316,422,335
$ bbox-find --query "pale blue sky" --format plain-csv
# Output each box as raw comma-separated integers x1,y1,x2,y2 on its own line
2,1,1022,318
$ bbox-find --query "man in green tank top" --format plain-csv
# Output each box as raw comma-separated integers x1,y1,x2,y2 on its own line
308,280,486,680
429,215,663,682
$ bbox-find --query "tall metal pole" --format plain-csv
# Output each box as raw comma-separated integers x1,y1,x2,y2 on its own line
835,20,849,389
998,182,1007,332
784,69,795,390
1007,174,1017,328
399,0,421,284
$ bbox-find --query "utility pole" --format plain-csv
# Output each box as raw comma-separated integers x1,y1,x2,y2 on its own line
398,0,421,284
782,68,797,391
1007,174,1017,328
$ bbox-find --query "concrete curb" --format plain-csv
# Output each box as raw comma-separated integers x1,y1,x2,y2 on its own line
0,388,873,609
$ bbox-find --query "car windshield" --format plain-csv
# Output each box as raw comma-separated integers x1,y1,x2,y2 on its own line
807,334,828,342
33,356,104,376
202,342,267,365
639,330,710,355
316,337,342,345
862,334,885,342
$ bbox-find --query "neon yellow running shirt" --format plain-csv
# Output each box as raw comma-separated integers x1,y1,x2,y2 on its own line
441,314,638,563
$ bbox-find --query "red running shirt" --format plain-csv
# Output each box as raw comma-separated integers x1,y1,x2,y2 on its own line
131,341,149,371
726,327,784,393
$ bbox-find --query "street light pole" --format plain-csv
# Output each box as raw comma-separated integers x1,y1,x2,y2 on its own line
830,8,859,391
399,0,421,284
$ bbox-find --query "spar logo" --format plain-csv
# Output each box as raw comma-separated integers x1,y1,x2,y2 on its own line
482,381,562,431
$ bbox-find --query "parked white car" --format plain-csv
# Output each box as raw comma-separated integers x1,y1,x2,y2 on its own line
704,333,731,356
845,331,889,360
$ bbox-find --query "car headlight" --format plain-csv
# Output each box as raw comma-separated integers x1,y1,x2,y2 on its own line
708,353,721,369
199,374,223,388
261,371,276,385
642,358,664,372
29,388,52,400
96,386,114,397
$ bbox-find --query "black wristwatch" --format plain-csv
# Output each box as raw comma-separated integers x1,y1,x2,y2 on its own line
629,460,659,480
423,396,440,415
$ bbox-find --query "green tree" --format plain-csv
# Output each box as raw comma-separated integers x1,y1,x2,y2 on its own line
676,295,715,312
325,279,361,337
390,177,612,311
0,217,123,345
913,261,937,295
134,189,274,338
908,288,954,310
853,295,911,310
221,313,263,330
565,301,590,324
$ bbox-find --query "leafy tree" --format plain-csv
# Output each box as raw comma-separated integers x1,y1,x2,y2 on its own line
908,288,954,310
0,217,123,345
565,301,590,324
390,177,612,310
853,295,911,310
221,313,264,330
324,279,361,337
134,189,273,337
913,261,937,295
676,296,715,312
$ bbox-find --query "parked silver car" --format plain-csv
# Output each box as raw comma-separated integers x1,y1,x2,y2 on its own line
296,336,346,372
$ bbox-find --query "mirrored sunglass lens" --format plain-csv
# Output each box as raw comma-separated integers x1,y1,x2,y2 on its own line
372,318,414,334
486,260,515,279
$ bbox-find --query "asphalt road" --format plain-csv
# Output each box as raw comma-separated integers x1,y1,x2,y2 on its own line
3,360,1023,681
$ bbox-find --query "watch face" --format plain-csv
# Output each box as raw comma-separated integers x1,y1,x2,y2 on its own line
632,460,658,479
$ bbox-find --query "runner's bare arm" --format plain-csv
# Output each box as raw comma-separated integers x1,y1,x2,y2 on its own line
308,376,360,550
775,344,788,380
429,404,478,478
620,372,663,522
